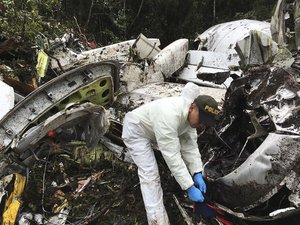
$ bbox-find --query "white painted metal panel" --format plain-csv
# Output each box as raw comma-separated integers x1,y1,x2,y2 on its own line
154,39,189,77
132,33,161,59
0,81,14,120
177,65,233,89
187,50,232,69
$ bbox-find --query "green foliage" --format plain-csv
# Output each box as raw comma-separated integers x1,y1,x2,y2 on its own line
233,0,276,21
0,0,20,39
214,0,277,23
234,11,257,20
0,0,72,46
0,0,279,49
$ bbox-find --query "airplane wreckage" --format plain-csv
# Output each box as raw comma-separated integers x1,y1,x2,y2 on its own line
0,0,300,224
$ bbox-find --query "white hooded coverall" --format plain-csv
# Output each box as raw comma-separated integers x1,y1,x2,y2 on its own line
122,83,203,225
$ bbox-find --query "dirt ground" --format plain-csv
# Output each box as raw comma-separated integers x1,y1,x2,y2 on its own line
3,141,300,225
20,142,188,225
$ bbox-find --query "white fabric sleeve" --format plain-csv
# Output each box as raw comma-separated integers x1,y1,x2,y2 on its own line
150,109,194,190
179,128,203,175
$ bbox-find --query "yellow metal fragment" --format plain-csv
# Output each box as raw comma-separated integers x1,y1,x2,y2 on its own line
2,174,26,225
36,49,49,77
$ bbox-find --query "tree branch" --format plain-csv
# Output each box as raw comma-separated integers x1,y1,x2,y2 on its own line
127,0,144,34
74,16,88,44
84,0,94,29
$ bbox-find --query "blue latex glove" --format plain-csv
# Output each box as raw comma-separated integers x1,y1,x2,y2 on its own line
194,172,206,193
186,185,204,202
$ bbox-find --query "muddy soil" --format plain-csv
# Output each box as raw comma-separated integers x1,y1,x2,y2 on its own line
21,143,187,225
4,142,300,225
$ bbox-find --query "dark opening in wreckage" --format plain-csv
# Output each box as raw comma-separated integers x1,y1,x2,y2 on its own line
201,66,300,217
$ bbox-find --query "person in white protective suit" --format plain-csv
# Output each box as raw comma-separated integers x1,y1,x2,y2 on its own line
122,82,221,225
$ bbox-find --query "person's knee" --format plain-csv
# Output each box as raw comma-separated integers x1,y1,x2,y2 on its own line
139,169,160,184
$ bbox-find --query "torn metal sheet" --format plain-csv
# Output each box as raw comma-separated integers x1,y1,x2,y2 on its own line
48,35,191,98
120,63,164,92
46,207,70,225
296,1,300,50
245,67,300,135
50,35,160,71
212,133,300,210
14,92,24,104
235,30,278,69
132,33,161,59
2,174,26,225
283,170,300,207
15,102,109,156
271,0,286,47
0,80,14,120
121,39,189,92
36,49,50,77
0,61,118,152
153,39,188,78
0,62,118,178
204,66,300,213
18,213,44,225
195,19,272,68
196,69,231,85
49,35,188,95
196,19,272,52
177,65,233,88
99,136,134,163
209,201,300,222
0,174,13,203
177,50,242,88
82,36,160,63
271,0,300,50
186,50,233,70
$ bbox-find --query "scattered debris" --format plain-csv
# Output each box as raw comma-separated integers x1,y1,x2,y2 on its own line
0,0,300,224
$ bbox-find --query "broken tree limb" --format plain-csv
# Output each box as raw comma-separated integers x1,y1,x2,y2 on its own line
84,0,94,29
81,176,136,225
172,194,194,225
